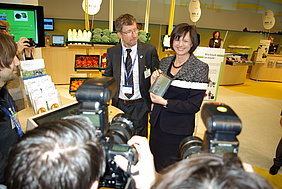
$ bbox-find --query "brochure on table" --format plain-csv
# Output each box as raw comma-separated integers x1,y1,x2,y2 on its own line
20,59,60,114
194,47,225,101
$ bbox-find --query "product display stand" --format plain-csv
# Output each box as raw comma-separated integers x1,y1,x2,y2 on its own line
250,54,282,82
219,46,253,85
42,45,113,84
20,59,60,114
66,45,113,95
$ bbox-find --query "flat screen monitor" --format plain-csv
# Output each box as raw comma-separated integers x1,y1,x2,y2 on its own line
26,102,80,131
44,18,54,31
0,3,45,47
26,101,124,133
52,35,64,46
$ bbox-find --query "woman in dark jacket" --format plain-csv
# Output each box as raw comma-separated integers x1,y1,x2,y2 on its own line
149,23,209,172
209,31,222,48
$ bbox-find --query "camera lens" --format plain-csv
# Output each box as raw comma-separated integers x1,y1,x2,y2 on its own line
108,113,134,144
27,38,36,47
179,136,203,159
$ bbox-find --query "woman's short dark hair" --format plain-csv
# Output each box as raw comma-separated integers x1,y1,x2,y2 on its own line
170,23,199,54
212,31,220,38
115,14,137,33
0,32,17,69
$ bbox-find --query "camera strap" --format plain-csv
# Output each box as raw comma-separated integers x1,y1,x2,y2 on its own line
126,161,132,176
23,49,34,60
124,177,136,189
126,161,139,176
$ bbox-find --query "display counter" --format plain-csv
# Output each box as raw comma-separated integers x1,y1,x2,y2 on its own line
219,54,252,85
41,45,113,84
219,63,249,85
250,54,282,82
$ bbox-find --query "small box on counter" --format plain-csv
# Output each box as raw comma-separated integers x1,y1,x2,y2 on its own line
100,53,107,69
74,55,100,70
69,77,88,93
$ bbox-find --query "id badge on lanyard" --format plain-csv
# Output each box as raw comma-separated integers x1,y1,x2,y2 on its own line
122,85,133,94
122,51,137,95
144,67,151,79
0,105,24,137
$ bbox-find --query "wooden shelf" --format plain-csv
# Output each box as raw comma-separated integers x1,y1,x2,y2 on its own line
67,43,115,49
67,44,92,48
227,45,251,49
42,46,110,84
93,44,115,48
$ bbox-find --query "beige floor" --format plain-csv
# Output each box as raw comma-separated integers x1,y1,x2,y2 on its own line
195,86,282,174
19,84,282,177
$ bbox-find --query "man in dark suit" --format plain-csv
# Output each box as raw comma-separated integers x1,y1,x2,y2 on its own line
103,14,159,137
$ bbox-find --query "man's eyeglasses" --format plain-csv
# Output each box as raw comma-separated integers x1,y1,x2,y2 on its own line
122,29,139,35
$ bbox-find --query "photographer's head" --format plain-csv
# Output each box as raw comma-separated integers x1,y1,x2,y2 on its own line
152,153,272,189
0,32,20,88
5,116,106,189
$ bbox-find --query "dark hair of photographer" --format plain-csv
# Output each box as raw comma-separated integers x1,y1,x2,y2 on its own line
151,153,273,189
169,23,199,54
5,116,106,189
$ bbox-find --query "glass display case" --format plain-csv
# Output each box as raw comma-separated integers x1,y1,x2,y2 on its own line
219,46,253,85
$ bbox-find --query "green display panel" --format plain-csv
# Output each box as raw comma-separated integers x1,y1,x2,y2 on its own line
0,9,37,42
0,3,45,47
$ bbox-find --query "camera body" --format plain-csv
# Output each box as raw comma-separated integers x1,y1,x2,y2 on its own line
24,38,36,47
180,103,242,159
99,113,138,188
76,77,137,188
